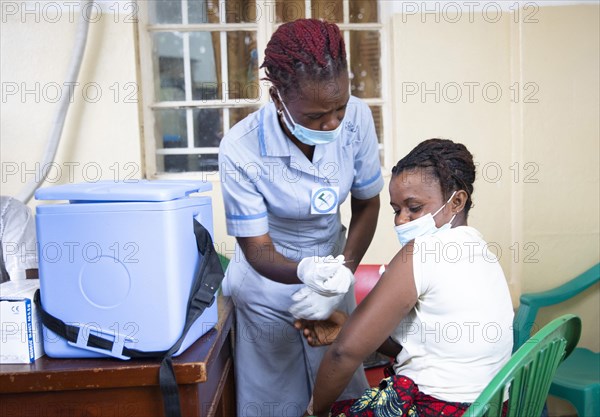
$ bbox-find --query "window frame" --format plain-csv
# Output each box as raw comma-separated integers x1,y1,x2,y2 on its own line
136,0,393,179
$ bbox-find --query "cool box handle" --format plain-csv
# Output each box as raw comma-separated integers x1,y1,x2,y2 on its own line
67,324,135,360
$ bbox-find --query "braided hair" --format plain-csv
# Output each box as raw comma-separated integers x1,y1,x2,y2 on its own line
392,139,476,215
261,19,347,95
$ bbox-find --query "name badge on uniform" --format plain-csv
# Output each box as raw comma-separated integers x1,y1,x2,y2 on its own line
310,186,339,215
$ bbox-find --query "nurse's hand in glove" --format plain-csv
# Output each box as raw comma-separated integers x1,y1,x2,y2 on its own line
288,286,345,321
297,255,355,296
294,310,348,346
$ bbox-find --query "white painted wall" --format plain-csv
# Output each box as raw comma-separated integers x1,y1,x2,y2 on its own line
1,1,143,205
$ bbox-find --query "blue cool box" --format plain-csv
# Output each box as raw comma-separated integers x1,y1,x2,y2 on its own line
34,180,218,359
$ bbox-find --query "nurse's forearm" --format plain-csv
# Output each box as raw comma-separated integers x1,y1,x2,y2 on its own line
343,195,380,273
236,235,302,284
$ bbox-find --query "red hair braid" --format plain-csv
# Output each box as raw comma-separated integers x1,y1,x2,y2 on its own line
261,18,347,95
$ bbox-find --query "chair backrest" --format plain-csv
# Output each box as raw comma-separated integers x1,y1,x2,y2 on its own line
354,264,385,304
513,263,599,350
218,253,230,271
464,314,581,417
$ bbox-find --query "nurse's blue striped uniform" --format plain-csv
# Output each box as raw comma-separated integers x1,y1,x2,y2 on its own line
219,96,384,417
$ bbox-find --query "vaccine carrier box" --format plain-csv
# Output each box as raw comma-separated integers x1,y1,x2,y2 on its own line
34,180,218,359
0,279,45,363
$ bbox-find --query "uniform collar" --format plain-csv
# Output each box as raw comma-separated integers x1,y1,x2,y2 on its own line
258,102,329,167
258,102,292,158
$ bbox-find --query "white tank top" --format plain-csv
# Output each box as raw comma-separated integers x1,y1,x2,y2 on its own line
391,226,514,403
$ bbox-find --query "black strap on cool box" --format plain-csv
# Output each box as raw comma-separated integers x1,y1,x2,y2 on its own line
34,219,224,417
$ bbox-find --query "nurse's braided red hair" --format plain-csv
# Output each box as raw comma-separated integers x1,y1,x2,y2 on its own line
261,19,347,95
392,139,476,215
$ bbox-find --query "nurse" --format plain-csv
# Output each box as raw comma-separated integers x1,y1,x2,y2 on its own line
218,18,384,417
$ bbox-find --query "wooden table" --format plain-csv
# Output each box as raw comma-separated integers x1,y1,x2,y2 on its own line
0,296,236,417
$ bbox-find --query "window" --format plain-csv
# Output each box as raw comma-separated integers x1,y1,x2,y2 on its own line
137,0,390,176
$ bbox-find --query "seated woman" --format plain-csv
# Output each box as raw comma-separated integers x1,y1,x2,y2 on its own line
294,138,514,417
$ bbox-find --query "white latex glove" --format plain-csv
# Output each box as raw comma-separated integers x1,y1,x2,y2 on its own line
288,286,345,320
297,255,354,296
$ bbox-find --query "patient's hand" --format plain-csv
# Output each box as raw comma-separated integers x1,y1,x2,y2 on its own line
294,310,348,346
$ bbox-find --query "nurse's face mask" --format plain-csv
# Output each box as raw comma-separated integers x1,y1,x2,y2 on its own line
394,191,457,247
276,90,344,146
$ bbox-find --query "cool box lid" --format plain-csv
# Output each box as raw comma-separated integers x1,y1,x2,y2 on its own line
35,180,212,203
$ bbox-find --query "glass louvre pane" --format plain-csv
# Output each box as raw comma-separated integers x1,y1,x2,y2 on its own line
349,31,381,99
225,0,257,23
190,32,221,101
311,0,343,22
154,108,188,149
350,1,378,23
162,155,192,173
230,107,259,127
148,0,182,24
276,0,306,22
193,108,223,148
188,0,220,23
153,33,185,102
369,105,384,163
227,32,259,101
162,154,220,173
188,154,220,171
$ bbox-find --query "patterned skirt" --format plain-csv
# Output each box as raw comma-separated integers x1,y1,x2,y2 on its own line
329,372,471,417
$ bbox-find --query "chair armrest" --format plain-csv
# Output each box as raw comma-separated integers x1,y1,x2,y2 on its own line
354,264,385,305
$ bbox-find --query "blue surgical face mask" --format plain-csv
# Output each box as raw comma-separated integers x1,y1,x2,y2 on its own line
394,191,457,247
276,90,344,146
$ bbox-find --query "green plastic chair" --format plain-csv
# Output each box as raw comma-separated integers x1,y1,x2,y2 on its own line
218,253,230,271
464,314,582,417
513,263,600,417
216,253,230,296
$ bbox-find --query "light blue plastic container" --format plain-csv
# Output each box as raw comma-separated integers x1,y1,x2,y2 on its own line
34,180,218,359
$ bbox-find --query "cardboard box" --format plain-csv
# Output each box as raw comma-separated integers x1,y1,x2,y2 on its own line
0,279,45,363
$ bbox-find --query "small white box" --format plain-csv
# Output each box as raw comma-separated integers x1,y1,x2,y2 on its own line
0,280,45,364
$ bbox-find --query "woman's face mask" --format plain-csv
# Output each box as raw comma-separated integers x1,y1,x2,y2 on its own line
276,90,344,146
394,191,457,247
